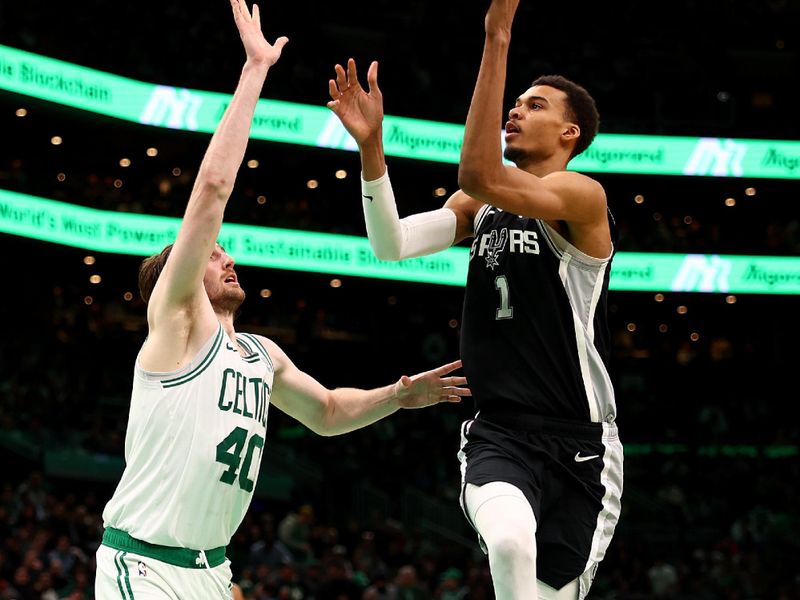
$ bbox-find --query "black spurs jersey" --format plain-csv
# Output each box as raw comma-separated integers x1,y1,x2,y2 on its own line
460,204,618,423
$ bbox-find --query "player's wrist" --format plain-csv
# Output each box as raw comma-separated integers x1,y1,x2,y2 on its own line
357,129,384,152
390,379,406,410
243,57,272,73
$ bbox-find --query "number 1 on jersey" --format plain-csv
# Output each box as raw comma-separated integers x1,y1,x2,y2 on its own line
495,275,514,320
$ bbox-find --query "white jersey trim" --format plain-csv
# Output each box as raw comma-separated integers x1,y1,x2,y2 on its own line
538,220,613,266
539,220,616,423
584,423,623,591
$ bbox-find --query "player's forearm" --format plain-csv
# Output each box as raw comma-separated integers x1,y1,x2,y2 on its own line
361,171,457,261
458,32,510,196
193,61,269,199
359,133,387,182
319,385,401,436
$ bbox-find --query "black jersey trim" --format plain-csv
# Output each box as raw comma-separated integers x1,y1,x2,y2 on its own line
536,219,565,260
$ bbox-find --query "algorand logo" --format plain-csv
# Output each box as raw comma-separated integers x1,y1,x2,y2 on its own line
683,138,747,177
671,254,732,292
139,85,202,131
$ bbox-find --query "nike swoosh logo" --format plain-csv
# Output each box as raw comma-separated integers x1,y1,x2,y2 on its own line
574,453,600,463
225,343,236,351
362,194,374,202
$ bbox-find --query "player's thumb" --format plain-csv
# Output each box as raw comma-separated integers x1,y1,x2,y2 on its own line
274,36,289,53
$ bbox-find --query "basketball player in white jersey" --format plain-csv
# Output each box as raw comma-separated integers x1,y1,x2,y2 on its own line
94,2,469,598
326,0,622,598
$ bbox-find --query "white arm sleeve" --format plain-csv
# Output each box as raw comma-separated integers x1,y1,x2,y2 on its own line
361,169,457,261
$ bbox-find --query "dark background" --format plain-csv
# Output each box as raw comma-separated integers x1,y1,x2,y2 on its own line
1,1,799,598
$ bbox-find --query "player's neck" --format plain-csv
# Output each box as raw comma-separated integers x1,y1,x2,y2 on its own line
214,311,237,338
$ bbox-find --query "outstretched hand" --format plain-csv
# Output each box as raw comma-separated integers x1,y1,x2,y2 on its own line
230,0,288,67
327,58,384,145
485,0,520,34
395,360,471,410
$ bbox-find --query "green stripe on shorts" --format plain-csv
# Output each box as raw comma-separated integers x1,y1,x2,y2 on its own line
121,551,135,599
114,551,129,599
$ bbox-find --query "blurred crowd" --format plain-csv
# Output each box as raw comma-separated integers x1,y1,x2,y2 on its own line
1,465,798,600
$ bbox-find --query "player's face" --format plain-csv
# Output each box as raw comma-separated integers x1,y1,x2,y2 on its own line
203,244,245,313
504,85,575,165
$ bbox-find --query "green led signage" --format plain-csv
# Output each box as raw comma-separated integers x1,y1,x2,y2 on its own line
2,44,800,179
2,190,799,294
0,189,467,286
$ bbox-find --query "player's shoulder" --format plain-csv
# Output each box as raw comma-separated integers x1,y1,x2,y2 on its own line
240,330,277,351
546,169,605,194
239,331,288,367
546,171,608,217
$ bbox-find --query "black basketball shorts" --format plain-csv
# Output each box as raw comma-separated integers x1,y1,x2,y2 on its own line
457,412,623,593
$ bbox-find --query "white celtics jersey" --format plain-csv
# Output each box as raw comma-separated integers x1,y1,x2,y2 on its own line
102,323,274,550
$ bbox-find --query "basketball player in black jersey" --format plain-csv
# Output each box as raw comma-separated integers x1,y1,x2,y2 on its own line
326,0,622,597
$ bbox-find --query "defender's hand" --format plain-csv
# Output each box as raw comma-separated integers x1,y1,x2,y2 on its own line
230,0,288,67
395,360,471,409
327,58,384,145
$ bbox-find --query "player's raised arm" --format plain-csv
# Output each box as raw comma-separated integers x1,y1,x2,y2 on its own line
147,0,288,327
327,59,477,260
457,0,606,227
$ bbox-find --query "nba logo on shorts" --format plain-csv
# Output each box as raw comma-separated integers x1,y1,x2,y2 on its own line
138,561,147,577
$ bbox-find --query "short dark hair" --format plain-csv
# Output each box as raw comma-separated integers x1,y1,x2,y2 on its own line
531,75,599,159
138,243,174,304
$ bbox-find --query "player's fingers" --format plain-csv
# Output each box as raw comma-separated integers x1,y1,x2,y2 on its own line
441,391,465,403
326,100,340,111
442,386,471,397
335,64,348,90
230,0,242,22
240,0,252,21
328,79,340,100
252,3,261,27
434,359,463,375
347,58,359,88
367,61,381,95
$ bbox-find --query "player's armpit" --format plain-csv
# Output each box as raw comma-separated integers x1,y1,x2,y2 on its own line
443,190,484,243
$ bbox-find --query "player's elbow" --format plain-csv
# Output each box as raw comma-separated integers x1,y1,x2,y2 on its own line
196,174,233,201
457,170,492,198
371,243,402,262
366,233,404,261
309,392,339,437
308,422,336,437
299,413,334,437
